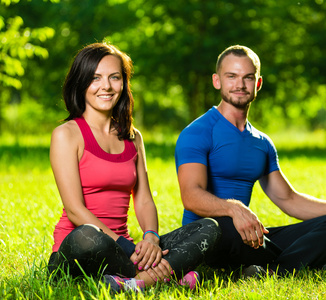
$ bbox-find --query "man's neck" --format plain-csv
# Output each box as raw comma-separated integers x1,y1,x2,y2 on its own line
216,101,250,132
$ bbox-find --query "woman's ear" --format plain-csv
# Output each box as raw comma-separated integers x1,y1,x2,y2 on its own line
212,73,221,90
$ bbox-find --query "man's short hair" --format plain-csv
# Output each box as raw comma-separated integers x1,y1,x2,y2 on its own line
216,45,261,76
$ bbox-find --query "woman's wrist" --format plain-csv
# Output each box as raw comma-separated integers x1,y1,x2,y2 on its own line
116,236,136,258
143,230,160,242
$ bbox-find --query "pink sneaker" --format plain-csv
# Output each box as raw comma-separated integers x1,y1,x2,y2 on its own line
103,275,145,293
179,271,200,290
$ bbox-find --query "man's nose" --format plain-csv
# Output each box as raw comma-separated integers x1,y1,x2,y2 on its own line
235,77,246,89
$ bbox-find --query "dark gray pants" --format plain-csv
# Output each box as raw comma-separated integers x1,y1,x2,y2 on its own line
48,218,221,279
206,215,326,274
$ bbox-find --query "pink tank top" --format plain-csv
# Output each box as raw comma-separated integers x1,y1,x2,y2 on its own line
52,117,137,252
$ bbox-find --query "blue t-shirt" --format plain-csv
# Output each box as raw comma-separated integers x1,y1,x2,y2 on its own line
175,107,280,225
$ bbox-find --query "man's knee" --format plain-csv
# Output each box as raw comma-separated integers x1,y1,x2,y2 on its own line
215,216,239,235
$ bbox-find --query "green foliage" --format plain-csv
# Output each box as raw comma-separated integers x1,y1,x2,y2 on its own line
1,0,326,135
107,0,326,127
3,99,66,137
0,6,54,90
0,0,56,136
0,0,20,6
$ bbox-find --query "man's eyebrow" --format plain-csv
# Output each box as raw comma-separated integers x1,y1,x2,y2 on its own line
223,72,256,76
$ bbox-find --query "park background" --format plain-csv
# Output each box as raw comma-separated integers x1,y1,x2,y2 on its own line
1,0,326,299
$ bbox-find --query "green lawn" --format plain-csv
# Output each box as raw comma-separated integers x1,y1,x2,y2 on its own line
0,129,325,299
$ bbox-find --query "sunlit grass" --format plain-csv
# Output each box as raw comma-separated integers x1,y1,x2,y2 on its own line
0,129,326,299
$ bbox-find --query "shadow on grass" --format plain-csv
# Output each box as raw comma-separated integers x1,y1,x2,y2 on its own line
145,141,176,160
0,145,50,170
0,144,325,169
277,146,326,160
0,145,50,158
144,142,326,162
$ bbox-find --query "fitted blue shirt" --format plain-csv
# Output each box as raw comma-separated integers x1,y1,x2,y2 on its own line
175,107,280,225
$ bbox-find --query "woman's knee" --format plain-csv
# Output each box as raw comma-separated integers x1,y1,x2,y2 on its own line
201,217,219,230
185,218,222,252
55,225,118,277
58,224,113,258
73,224,103,238
196,217,222,241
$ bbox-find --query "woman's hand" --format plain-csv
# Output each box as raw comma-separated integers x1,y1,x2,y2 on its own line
134,238,168,271
145,258,173,283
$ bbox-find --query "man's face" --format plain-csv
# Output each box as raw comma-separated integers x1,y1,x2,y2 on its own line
212,54,262,109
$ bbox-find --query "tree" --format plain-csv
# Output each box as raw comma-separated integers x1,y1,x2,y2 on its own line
106,0,326,129
1,0,325,135
0,0,55,133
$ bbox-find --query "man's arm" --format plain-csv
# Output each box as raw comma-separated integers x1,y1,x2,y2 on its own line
259,170,326,220
178,163,268,248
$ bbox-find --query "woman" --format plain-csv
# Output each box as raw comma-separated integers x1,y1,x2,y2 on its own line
48,42,221,293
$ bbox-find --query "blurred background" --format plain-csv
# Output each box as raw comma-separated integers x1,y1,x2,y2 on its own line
1,0,326,138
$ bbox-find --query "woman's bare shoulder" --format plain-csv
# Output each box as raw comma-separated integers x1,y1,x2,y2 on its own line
132,127,144,148
51,120,81,145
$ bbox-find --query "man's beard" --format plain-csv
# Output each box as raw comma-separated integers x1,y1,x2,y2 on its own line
220,89,255,109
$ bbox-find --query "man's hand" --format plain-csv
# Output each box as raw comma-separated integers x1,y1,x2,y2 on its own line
228,199,269,248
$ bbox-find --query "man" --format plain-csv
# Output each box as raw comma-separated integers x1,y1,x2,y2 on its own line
175,45,326,275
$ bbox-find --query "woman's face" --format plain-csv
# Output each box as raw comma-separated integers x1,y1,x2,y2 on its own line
85,55,123,114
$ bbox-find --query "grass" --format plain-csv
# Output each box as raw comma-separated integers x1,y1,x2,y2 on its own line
0,129,325,299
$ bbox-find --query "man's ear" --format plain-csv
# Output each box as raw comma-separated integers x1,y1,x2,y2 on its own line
212,73,221,90
257,76,263,91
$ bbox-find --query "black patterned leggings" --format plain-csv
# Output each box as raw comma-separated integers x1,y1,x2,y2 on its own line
48,218,220,279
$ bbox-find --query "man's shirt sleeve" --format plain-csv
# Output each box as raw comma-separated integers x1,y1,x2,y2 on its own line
263,134,280,176
175,125,212,172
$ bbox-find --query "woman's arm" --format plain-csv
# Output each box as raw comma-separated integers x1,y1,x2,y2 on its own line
131,130,171,278
50,121,119,240
132,130,159,235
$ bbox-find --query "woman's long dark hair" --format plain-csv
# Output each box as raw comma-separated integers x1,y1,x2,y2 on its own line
63,42,134,140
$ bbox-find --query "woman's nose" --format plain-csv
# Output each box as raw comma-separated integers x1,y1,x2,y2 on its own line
102,78,111,90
